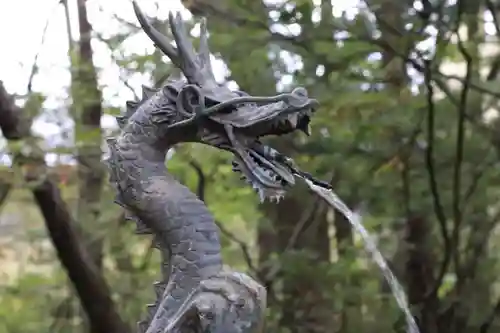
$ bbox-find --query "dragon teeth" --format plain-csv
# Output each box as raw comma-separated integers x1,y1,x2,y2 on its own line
258,188,265,203
269,195,280,203
289,113,299,127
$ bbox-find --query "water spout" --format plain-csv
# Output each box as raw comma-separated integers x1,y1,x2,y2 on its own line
303,178,420,333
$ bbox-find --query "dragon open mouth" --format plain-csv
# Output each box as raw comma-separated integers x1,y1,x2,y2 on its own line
131,0,320,204
225,108,315,202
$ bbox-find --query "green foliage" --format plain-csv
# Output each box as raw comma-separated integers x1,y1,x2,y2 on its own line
0,274,54,333
3,0,500,332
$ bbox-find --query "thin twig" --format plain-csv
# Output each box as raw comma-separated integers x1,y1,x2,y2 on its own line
93,32,140,100
423,59,451,299
462,159,496,210
186,0,500,99
97,4,141,30
452,0,472,277
26,0,61,93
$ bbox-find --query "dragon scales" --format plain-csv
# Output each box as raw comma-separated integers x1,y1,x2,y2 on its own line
106,2,319,332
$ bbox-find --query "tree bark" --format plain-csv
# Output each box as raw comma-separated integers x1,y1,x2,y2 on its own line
74,0,105,269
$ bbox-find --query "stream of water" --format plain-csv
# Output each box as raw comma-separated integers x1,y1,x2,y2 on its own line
303,178,420,333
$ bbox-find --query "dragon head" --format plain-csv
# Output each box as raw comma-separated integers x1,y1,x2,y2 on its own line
133,2,318,202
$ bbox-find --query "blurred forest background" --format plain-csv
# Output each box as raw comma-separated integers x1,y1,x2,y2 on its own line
1,0,500,332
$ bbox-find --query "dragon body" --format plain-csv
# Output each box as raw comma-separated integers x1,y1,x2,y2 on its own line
106,2,319,332
107,91,224,332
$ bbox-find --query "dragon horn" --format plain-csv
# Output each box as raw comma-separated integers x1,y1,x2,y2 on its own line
197,18,210,67
133,1,216,86
197,17,217,82
132,1,180,64
167,11,200,83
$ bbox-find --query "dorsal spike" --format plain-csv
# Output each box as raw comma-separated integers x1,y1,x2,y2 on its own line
125,100,139,117
115,116,127,129
137,321,149,333
146,304,157,321
106,139,118,182
141,85,157,100
153,281,166,298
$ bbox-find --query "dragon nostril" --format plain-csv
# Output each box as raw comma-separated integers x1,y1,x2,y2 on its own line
293,87,307,97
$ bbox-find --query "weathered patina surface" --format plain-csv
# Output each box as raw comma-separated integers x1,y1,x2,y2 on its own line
106,2,319,332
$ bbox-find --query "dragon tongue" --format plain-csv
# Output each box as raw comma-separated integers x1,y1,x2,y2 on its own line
297,114,311,136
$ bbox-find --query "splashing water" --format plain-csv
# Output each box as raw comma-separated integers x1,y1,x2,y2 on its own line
303,178,420,333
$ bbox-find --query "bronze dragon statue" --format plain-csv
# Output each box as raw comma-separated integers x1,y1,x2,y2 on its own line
106,2,319,332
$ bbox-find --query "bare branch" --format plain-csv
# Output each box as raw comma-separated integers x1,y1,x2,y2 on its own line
452,0,472,277
462,159,496,210
423,60,451,297
93,32,141,100
26,0,61,93
263,195,323,282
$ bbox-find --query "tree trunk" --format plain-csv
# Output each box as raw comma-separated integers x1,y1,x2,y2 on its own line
63,0,105,331
74,0,105,269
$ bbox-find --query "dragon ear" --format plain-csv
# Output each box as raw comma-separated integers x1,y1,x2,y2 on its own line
177,84,205,117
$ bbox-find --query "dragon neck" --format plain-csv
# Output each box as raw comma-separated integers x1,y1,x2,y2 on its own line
107,123,223,333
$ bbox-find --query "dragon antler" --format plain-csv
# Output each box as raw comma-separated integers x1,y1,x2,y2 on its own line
133,2,217,89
